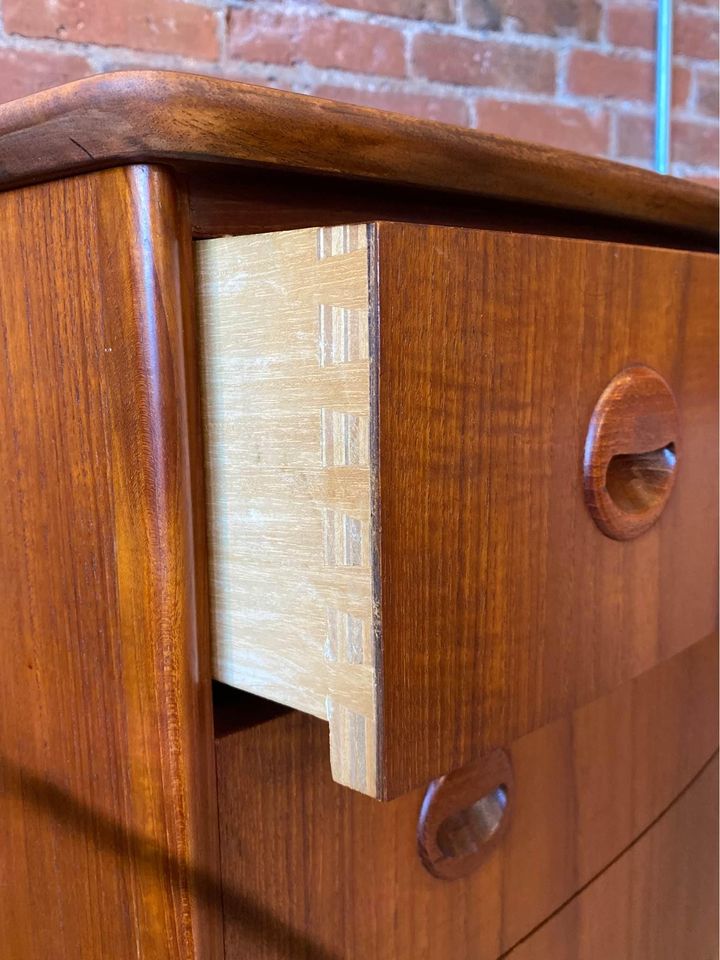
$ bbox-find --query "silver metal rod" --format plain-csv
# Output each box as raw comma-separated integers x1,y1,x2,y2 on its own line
654,0,674,173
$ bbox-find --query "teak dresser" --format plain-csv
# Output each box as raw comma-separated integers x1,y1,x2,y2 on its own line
0,71,717,960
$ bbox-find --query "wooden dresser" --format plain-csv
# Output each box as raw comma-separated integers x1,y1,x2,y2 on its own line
0,71,716,959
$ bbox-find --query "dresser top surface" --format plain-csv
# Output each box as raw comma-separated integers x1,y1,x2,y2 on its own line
0,70,716,239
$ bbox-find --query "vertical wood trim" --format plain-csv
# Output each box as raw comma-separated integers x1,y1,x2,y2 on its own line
163,170,226,960
0,166,222,958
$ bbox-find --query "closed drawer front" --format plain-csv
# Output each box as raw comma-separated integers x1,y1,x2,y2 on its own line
508,754,719,960
216,636,719,960
195,223,718,798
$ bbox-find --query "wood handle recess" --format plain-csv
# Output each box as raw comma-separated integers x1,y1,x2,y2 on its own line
417,749,514,881
583,365,679,541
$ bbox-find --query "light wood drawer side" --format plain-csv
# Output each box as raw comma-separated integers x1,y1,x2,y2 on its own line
195,225,378,795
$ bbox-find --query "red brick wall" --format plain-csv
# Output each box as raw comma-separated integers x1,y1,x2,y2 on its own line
0,0,717,183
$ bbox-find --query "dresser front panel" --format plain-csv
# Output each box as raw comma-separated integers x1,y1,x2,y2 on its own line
216,636,718,960
196,224,718,797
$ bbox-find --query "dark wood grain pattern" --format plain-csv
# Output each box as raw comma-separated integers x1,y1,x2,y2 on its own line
186,165,718,253
0,71,715,238
0,166,223,959
215,635,718,960
373,223,718,795
509,754,719,960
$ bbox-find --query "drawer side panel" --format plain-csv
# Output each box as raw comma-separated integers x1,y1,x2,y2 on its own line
195,225,380,794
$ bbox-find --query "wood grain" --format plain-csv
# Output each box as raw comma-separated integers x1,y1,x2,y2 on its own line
509,755,719,960
0,71,715,238
186,165,718,254
197,220,717,799
195,225,378,794
215,635,718,960
0,166,222,959
374,222,718,795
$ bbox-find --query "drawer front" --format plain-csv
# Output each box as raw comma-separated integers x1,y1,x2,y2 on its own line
509,755,718,960
195,224,718,798
216,636,719,960
376,223,717,796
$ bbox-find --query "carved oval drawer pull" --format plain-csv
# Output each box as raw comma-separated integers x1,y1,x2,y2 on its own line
417,749,513,880
583,365,679,541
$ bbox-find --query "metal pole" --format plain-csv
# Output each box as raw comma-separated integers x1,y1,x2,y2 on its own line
654,0,674,173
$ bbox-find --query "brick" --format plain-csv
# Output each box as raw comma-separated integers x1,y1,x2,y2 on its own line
298,18,406,76
226,9,300,66
4,0,219,59
616,113,720,166
412,34,555,93
672,66,693,108
325,0,454,22
0,49,91,104
675,10,719,60
696,69,720,118
606,5,655,50
616,112,653,160
568,50,690,106
568,51,650,100
475,99,609,154
672,119,720,166
227,9,406,77
465,0,600,41
313,84,470,125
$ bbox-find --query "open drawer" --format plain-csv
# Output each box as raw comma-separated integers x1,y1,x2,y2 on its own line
194,223,718,799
